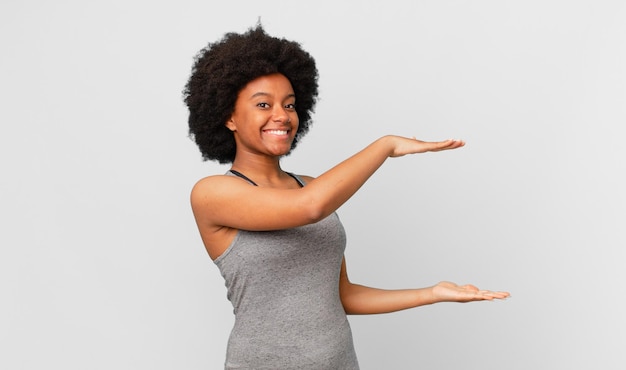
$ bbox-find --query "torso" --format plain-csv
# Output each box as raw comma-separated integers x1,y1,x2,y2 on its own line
214,200,359,369
196,171,359,369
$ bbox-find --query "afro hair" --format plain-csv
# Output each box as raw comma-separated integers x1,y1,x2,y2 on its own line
183,25,319,164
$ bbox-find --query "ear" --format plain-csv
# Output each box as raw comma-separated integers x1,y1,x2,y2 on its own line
225,117,237,132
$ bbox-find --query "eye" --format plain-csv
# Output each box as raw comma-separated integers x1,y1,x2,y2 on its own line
285,103,296,110
257,102,270,108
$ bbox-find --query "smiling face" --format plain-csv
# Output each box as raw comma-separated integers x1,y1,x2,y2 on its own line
226,73,299,160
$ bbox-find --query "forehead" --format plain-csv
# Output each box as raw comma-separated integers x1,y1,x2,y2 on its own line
239,73,294,97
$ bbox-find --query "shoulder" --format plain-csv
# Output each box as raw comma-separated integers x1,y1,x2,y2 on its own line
191,174,227,193
190,174,246,203
192,173,232,189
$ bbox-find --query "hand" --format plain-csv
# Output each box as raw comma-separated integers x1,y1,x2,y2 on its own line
386,136,465,158
432,281,510,303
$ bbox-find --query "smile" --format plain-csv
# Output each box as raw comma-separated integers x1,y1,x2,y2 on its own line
264,129,289,135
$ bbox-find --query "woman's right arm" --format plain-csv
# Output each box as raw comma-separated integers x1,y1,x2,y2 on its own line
300,136,464,222
190,136,464,232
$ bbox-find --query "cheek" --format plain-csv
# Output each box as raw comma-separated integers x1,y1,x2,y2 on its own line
228,111,253,131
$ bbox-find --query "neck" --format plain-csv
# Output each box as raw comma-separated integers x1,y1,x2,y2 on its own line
228,147,305,188
230,154,287,185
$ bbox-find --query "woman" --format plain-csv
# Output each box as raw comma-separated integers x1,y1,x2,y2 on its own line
184,25,509,369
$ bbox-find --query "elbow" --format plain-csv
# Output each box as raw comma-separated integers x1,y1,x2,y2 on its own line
340,292,366,315
298,193,330,225
303,204,326,225
341,299,358,315
339,281,358,315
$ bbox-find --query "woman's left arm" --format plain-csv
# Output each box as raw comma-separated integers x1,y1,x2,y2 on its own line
339,258,510,315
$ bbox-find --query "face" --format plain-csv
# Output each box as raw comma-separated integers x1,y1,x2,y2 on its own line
226,73,299,159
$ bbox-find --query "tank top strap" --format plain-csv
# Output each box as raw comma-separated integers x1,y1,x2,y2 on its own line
228,169,258,186
227,170,304,188
286,172,305,188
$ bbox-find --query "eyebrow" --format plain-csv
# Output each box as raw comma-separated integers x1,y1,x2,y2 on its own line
250,92,296,100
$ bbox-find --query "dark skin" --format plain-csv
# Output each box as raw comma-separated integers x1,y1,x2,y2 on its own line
190,73,510,315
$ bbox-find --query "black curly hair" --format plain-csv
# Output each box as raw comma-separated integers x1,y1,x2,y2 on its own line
183,25,319,164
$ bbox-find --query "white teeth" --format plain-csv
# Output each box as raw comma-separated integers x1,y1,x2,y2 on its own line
265,130,288,135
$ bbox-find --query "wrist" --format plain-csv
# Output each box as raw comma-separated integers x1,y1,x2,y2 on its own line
411,286,438,307
425,285,438,305
375,135,396,157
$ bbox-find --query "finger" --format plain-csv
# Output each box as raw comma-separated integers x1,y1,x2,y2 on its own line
424,142,454,152
445,139,465,148
430,139,465,151
479,291,510,300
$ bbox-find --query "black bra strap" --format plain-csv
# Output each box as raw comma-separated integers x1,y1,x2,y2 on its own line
228,169,304,188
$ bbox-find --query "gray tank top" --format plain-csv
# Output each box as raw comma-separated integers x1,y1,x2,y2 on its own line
214,171,359,369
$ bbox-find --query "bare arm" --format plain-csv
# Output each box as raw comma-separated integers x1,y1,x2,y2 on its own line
339,258,510,315
191,136,465,232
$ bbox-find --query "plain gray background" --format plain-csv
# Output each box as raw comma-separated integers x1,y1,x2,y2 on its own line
2,0,624,369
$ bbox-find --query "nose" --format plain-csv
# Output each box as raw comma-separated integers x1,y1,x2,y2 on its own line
272,105,290,123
